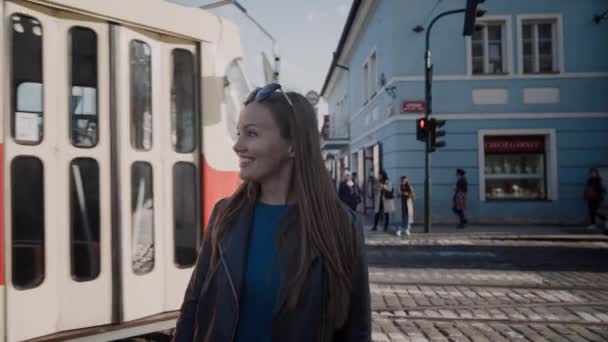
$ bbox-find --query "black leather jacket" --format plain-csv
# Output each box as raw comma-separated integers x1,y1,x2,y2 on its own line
173,199,371,342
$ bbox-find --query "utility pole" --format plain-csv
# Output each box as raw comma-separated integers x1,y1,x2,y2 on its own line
423,0,485,233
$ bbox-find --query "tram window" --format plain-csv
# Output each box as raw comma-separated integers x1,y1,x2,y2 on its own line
130,40,153,151
224,58,250,142
70,158,100,281
70,27,98,148
172,49,196,153
173,162,200,267
11,14,44,145
11,156,45,289
131,162,155,274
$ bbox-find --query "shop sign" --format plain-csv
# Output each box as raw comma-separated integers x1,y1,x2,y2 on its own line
484,135,545,153
401,100,426,113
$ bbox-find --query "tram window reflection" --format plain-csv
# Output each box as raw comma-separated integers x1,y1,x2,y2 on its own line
171,49,196,153
131,162,155,274
130,40,153,151
11,14,44,145
173,162,200,267
70,27,98,148
11,156,45,289
70,158,101,281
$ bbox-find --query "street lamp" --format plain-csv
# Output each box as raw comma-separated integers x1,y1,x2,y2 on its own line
200,0,280,82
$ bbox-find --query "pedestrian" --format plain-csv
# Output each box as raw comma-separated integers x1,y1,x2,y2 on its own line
173,83,370,342
452,168,468,228
339,170,361,211
352,171,362,210
371,170,395,232
584,168,606,229
396,176,415,237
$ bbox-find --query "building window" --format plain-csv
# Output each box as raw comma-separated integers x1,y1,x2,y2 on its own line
472,22,507,74
11,14,44,145
369,51,377,96
130,40,153,150
521,19,559,73
70,158,100,281
70,27,99,148
362,62,369,102
483,135,547,200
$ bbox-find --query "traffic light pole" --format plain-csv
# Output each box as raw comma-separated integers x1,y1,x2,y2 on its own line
423,8,466,234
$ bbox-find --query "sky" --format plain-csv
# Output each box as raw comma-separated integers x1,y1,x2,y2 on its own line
169,0,352,113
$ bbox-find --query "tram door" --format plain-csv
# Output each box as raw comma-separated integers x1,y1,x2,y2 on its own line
113,25,201,321
4,2,112,341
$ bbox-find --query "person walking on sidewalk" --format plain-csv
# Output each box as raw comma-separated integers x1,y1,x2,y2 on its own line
452,168,468,229
396,176,415,237
584,168,606,229
338,170,361,211
372,170,395,232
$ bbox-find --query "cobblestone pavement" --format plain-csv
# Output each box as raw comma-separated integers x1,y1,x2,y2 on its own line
367,233,608,341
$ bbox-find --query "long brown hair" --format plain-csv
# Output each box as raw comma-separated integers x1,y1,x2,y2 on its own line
208,91,355,327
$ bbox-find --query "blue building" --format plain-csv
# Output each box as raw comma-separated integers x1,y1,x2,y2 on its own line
320,0,608,225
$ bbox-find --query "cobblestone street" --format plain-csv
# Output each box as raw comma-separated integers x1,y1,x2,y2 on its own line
366,230,608,342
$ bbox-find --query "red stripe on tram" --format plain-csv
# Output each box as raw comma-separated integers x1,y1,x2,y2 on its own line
201,156,241,232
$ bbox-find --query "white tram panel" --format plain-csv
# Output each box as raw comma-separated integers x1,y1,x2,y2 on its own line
3,3,63,342
53,9,113,333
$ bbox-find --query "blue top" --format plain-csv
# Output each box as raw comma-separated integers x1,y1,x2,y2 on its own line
234,202,288,342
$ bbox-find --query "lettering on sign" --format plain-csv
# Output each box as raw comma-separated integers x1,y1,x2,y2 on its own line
484,135,545,153
402,101,426,113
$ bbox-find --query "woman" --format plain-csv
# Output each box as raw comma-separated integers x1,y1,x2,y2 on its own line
452,168,468,228
371,170,395,232
584,168,606,229
173,83,371,342
396,176,415,237
339,171,361,211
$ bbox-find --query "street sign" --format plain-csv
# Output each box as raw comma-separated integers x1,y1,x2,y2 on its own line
306,90,320,106
402,100,427,113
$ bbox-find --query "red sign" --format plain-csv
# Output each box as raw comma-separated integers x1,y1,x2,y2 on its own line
484,135,545,153
402,101,426,113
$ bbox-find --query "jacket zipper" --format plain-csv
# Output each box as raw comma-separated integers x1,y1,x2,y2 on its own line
319,267,326,342
219,245,239,342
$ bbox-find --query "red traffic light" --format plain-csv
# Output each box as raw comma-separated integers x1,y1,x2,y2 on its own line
419,119,426,129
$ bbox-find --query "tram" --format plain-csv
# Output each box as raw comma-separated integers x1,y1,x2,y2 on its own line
0,0,244,340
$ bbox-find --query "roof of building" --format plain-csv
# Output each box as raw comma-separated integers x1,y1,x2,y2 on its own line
319,0,362,97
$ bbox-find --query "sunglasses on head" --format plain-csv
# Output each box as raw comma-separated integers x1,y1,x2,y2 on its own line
244,82,294,108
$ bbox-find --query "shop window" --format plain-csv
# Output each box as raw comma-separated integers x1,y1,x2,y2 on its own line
12,156,45,289
70,158,100,281
484,135,547,200
131,162,155,274
172,49,196,153
11,14,44,145
70,27,98,148
130,40,153,150
173,162,200,267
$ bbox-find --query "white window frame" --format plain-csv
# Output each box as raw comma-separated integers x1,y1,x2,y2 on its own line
362,62,369,102
516,14,564,74
466,16,513,76
478,128,558,202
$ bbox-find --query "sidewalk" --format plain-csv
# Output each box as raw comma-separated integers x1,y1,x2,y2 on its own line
362,223,608,243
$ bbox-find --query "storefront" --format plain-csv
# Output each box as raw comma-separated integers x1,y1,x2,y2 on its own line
351,143,381,214
479,129,558,202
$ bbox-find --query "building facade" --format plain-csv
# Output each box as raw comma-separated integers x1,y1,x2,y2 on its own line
321,0,608,224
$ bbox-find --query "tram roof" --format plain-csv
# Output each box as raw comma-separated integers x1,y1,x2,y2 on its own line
25,0,232,42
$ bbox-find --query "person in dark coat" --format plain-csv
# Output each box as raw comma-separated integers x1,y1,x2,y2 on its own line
339,171,361,211
584,168,606,229
173,84,371,342
452,168,468,228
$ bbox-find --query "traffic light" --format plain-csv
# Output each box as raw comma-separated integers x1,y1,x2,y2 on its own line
463,0,486,36
429,118,446,152
416,117,428,142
